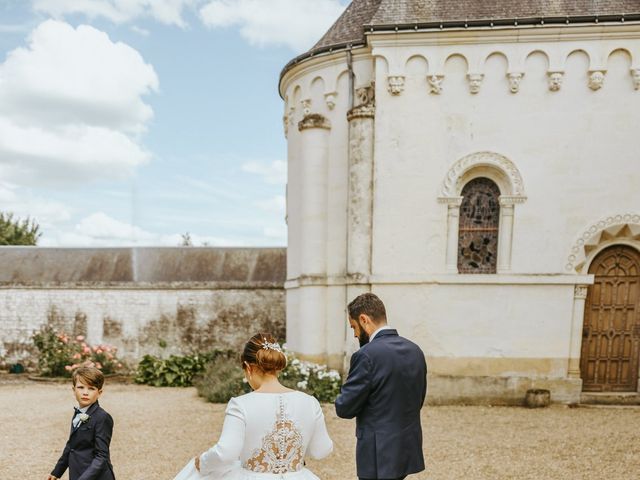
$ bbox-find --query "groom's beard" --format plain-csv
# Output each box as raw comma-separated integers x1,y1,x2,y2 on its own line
357,321,370,347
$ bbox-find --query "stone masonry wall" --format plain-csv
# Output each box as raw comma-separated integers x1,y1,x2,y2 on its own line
0,247,286,366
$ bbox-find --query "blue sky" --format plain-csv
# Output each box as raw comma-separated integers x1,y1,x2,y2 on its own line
0,0,348,246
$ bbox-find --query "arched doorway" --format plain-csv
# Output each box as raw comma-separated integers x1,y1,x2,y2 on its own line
581,245,640,392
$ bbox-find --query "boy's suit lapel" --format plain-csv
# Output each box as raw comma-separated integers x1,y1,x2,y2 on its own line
71,401,100,436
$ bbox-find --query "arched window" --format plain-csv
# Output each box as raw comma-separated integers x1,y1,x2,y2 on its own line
457,177,500,273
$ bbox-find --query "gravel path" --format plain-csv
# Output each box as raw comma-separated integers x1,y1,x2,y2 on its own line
1,379,639,479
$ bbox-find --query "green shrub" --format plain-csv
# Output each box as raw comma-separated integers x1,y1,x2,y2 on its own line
135,351,233,387
195,354,250,402
32,326,124,377
195,350,342,403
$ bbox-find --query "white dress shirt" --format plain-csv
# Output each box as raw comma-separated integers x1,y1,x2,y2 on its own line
369,325,393,342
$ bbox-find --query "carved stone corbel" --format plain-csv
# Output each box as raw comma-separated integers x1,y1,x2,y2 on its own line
631,68,640,90
347,84,375,120
428,75,444,94
387,76,405,95
507,72,524,93
588,70,606,91
467,73,484,94
548,71,564,91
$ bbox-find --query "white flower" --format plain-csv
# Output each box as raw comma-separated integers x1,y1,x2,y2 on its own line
297,380,308,390
79,413,90,423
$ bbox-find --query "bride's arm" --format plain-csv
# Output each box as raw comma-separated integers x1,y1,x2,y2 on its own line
306,399,333,460
199,398,245,474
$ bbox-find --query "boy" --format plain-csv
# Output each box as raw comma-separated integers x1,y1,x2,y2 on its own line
48,366,116,480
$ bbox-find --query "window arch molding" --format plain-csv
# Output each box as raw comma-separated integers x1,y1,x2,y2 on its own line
438,152,527,274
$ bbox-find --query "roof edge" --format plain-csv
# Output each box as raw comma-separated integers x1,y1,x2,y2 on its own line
279,12,640,96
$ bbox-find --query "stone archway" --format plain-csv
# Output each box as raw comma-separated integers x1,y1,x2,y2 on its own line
580,245,640,392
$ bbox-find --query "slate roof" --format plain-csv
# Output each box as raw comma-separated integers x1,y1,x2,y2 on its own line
313,0,640,50
282,0,640,81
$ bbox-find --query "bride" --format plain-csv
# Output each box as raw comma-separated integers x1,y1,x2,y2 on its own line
173,333,333,479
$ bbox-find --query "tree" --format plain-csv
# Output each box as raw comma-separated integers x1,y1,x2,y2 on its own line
180,232,193,246
0,213,41,245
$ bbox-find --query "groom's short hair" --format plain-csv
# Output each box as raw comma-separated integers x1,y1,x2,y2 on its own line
348,293,387,324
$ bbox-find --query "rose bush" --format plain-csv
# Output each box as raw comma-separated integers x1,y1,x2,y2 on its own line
32,325,123,377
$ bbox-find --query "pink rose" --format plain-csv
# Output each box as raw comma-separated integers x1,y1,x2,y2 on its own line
95,362,103,369
76,335,85,342
73,353,81,360
64,365,72,371
96,349,103,355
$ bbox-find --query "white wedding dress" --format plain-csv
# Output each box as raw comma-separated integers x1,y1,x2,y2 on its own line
173,391,333,480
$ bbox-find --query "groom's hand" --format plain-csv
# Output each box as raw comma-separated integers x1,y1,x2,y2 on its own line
194,455,201,472
47,476,58,480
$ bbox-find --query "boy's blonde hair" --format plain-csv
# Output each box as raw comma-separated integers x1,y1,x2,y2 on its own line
72,366,105,390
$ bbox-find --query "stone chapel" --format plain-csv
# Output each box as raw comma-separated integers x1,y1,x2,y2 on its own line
279,0,640,404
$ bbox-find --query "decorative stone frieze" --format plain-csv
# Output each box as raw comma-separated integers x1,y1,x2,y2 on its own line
441,151,527,198
588,70,606,90
631,69,640,90
467,73,484,94
565,213,640,272
548,71,564,91
387,75,405,95
428,75,444,94
507,72,524,93
298,113,331,131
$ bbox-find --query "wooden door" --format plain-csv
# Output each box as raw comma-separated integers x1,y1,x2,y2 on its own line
581,245,640,392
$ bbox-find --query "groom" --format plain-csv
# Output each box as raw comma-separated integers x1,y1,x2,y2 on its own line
335,293,427,480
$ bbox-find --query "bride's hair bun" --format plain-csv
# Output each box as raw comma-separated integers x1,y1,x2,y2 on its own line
241,332,287,373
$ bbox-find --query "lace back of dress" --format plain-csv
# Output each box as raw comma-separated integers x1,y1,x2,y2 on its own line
244,395,304,474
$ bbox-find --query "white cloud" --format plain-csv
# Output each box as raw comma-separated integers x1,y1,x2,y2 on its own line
241,160,286,185
0,20,157,185
33,0,197,28
0,182,71,228
199,0,347,51
256,194,285,214
40,212,249,246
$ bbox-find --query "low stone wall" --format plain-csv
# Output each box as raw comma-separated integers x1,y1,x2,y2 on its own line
0,247,286,366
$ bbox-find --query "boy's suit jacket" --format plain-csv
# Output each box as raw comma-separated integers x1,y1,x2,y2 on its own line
52,400,115,480
335,329,427,479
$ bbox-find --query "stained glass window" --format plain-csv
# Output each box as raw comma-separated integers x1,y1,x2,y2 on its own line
458,177,500,274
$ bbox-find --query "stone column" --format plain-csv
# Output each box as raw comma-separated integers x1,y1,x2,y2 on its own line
346,85,375,284
439,197,464,273
568,285,589,379
295,113,331,362
497,196,516,273
297,114,331,276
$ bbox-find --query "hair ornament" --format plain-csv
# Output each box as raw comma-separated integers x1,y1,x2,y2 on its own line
261,338,283,353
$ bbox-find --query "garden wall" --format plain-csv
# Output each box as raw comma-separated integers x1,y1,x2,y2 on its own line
0,247,286,366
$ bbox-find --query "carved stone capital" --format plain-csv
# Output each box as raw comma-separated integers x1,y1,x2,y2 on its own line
428,75,444,94
438,196,464,206
347,104,375,121
631,68,640,90
507,72,524,93
574,285,588,299
499,195,528,206
467,73,484,94
548,71,564,91
298,113,331,131
588,70,606,91
387,76,405,95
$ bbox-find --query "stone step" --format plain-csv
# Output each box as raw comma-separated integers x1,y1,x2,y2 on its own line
581,392,640,406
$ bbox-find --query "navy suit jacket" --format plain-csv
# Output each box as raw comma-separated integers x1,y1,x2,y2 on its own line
335,329,427,479
52,401,115,480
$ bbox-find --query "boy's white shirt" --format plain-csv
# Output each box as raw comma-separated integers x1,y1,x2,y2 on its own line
72,405,89,428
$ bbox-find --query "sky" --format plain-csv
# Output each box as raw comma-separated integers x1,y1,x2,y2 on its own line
0,0,349,247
